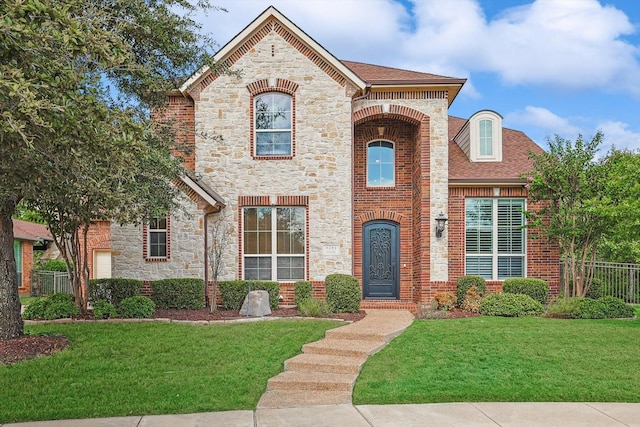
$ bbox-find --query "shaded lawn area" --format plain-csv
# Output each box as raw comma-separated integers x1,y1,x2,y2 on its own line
0,319,344,423
354,307,640,404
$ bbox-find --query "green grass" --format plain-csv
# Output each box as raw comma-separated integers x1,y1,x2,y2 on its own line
19,296,41,306
0,319,344,423
353,307,640,404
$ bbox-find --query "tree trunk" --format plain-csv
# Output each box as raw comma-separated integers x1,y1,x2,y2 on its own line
0,198,24,339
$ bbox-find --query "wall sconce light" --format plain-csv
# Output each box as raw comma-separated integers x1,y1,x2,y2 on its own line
435,212,448,238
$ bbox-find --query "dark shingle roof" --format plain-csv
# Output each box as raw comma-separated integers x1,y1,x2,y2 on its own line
448,116,544,184
342,60,466,86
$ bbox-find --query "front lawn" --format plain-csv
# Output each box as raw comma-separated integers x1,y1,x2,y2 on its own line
353,307,640,404
0,319,343,423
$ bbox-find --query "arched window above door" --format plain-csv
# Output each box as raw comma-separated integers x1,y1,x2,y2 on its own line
367,140,395,187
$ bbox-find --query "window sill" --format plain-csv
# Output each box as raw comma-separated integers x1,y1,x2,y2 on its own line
253,155,294,160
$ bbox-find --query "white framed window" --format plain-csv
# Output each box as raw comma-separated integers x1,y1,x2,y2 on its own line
147,216,168,259
242,206,305,281
254,92,292,156
367,140,395,187
465,198,525,280
479,119,493,156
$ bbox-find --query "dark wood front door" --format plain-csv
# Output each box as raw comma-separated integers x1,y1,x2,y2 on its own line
362,220,399,299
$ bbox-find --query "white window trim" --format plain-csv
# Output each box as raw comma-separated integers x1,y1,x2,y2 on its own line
469,111,502,162
366,139,395,188
147,216,168,259
242,206,306,281
465,198,526,280
253,92,293,157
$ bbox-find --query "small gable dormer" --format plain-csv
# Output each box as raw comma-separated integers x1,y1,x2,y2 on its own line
454,110,503,162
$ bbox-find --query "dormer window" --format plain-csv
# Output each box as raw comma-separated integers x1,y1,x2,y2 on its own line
479,119,493,156
453,110,503,162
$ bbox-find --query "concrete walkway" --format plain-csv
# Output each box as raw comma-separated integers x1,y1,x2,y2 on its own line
4,403,639,426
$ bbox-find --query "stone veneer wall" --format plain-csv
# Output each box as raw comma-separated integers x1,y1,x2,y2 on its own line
191,30,354,283
110,195,207,281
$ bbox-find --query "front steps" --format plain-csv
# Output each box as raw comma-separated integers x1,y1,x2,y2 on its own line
257,310,414,409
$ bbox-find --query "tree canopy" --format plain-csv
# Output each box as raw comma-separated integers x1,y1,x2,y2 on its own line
0,0,220,338
524,132,640,297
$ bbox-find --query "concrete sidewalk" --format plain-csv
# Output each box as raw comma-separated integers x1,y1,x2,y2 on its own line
3,402,639,426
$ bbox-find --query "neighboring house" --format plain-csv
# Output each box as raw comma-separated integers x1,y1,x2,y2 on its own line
110,6,560,308
13,219,53,295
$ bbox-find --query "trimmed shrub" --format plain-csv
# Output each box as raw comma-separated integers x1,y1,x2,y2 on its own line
22,298,48,320
546,297,583,318
23,293,80,320
461,286,482,313
585,278,603,299
598,296,635,318
325,273,361,313
92,300,117,319
456,275,487,306
88,278,142,306
36,259,69,272
118,296,156,318
433,292,456,311
503,278,549,305
480,293,544,317
298,298,332,317
576,298,607,319
218,280,280,310
150,278,205,309
294,280,312,306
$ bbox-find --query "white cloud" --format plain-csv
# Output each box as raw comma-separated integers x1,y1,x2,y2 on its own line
505,106,581,138
596,120,640,152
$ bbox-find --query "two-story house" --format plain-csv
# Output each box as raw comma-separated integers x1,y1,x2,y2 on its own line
110,6,559,309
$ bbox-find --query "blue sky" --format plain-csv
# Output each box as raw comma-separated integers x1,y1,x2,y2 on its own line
195,0,640,152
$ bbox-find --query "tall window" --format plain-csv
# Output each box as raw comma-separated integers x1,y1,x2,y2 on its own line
148,216,168,258
465,199,525,280
14,241,22,286
479,119,493,156
243,207,305,281
254,92,292,156
367,140,395,187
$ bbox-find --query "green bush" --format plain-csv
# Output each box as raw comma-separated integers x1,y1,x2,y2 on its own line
576,298,607,319
22,298,48,320
294,280,312,306
92,300,117,319
325,273,361,313
88,278,142,306
480,293,544,317
461,286,482,313
36,259,69,272
546,297,584,318
218,280,280,310
298,298,332,317
150,278,205,309
503,278,549,305
585,278,603,299
598,296,635,318
118,296,156,318
23,293,80,320
456,275,487,306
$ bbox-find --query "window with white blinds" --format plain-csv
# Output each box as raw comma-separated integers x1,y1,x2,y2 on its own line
465,198,525,280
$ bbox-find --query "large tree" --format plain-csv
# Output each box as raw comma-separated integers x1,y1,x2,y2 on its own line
1,0,219,338
524,133,640,297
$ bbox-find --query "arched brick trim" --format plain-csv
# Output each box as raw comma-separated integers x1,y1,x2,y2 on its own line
353,104,425,126
354,210,407,227
188,18,347,97
248,81,297,160
246,78,299,96
360,127,402,144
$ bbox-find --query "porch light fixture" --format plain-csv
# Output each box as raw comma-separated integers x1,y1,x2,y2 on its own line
435,212,448,238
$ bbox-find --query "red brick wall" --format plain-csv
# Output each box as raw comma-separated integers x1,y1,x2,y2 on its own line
18,241,33,294
154,95,196,172
353,118,424,302
84,220,111,279
448,187,560,296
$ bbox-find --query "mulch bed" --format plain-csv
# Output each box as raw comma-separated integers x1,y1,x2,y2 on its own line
1,307,366,366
